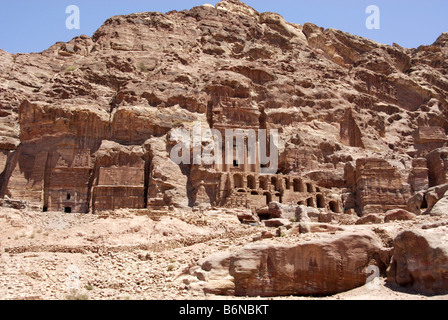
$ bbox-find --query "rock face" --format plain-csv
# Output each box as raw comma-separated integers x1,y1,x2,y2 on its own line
349,158,411,215
198,230,386,296
0,0,448,216
387,229,448,295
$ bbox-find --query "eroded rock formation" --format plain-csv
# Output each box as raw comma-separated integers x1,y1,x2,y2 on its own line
1,0,448,300
195,230,387,296
0,0,447,219
387,229,448,295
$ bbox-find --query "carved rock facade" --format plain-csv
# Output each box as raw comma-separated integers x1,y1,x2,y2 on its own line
0,0,447,216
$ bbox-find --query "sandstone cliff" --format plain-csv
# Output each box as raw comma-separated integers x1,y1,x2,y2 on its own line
1,0,448,216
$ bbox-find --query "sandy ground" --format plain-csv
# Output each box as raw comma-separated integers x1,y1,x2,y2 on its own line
0,207,447,300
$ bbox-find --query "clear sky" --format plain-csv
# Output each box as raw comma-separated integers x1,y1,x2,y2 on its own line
0,0,447,54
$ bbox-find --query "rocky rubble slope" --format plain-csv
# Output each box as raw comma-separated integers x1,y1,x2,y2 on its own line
1,206,448,299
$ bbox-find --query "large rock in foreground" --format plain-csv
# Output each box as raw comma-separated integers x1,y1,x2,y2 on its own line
197,230,386,296
387,229,448,295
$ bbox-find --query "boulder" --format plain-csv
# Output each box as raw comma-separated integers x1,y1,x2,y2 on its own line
267,202,295,219
265,202,310,222
425,183,448,210
236,210,257,223
294,205,312,222
288,223,344,235
406,192,426,214
298,222,311,234
384,209,416,222
198,231,386,296
263,218,292,228
356,214,384,225
429,193,448,217
387,229,448,295
318,212,334,223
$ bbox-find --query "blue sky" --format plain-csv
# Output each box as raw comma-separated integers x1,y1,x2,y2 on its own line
0,0,447,53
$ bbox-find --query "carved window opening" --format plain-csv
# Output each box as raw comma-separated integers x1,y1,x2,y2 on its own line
317,194,325,208
271,177,279,191
307,197,315,207
329,201,338,213
293,179,304,192
247,176,256,189
275,192,282,203
285,178,291,190
306,183,314,193
234,174,244,189
259,177,267,190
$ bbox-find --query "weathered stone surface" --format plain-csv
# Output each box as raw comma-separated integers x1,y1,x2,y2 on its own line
387,229,448,295
198,230,386,296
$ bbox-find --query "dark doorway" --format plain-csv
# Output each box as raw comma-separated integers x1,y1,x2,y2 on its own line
329,201,337,213
64,207,72,213
67,193,71,200
421,197,428,209
42,206,48,212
